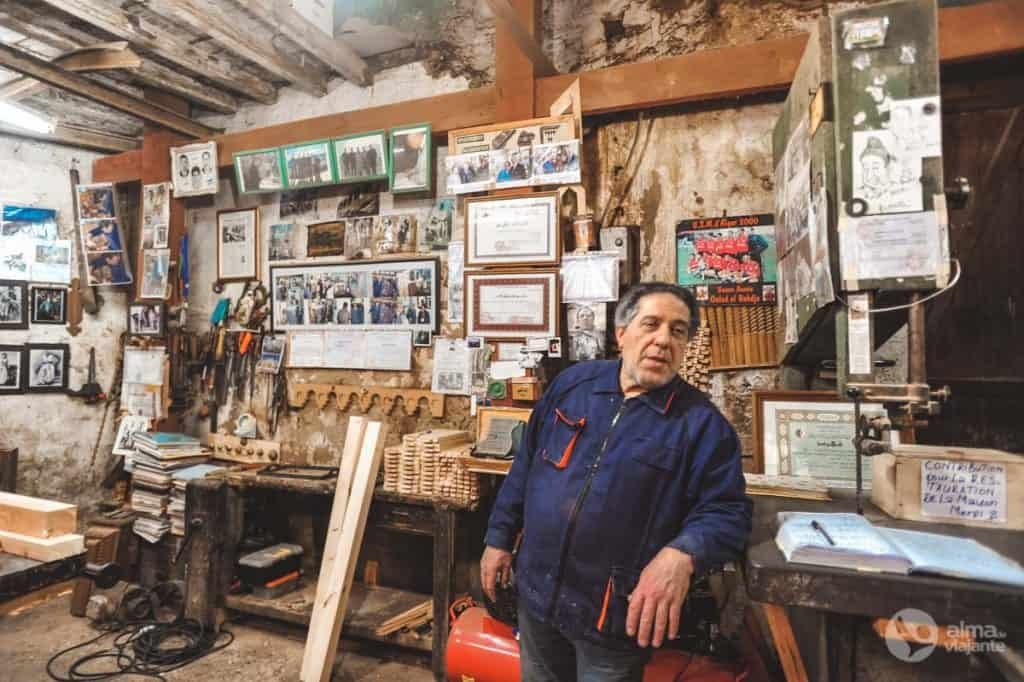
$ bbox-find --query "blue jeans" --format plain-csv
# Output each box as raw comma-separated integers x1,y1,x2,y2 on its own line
518,604,647,682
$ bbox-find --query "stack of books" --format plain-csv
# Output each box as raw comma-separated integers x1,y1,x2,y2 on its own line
130,433,209,543
168,464,225,536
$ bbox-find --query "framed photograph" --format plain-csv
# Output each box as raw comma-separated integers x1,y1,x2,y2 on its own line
333,130,388,183
1,205,58,240
0,280,28,329
113,415,151,456
465,191,560,267
676,214,777,305
282,140,336,190
413,330,432,347
268,223,298,261
389,123,432,193
491,147,533,188
234,147,285,194
128,302,166,336
0,345,26,394
270,257,440,334
217,208,260,282
374,214,417,256
140,249,170,300
306,221,346,258
170,141,218,197
30,286,67,325
567,302,607,362
76,183,115,220
25,343,69,393
753,390,887,487
465,269,559,339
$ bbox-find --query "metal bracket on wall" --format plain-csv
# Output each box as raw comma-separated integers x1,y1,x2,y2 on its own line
287,383,445,418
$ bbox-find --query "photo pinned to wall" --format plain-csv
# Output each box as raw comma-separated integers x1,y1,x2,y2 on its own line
444,151,491,194
76,183,115,220
419,197,454,252
446,241,464,325
334,130,388,183
128,302,166,337
217,208,260,282
374,214,417,256
280,189,319,219
25,343,69,393
78,182,132,288
30,286,66,325
390,123,432,194
234,148,285,195
0,280,29,330
170,141,218,197
269,223,299,261
491,147,532,188
676,214,777,305
531,140,581,186
142,183,170,248
256,335,286,373
567,302,607,362
331,186,379,218
113,415,151,457
86,252,132,286
283,140,335,189
32,241,71,284
344,216,375,260
851,130,922,214
0,345,26,394
306,221,346,258
1,205,57,240
140,249,171,300
0,242,31,281
83,220,122,252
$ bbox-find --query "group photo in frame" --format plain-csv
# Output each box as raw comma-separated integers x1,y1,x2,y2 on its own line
128,302,166,337
390,123,432,193
465,191,560,268
0,280,28,330
25,343,70,393
234,147,285,194
464,269,559,339
333,131,388,184
282,140,335,189
0,345,25,394
30,286,67,325
270,258,440,334
217,208,260,282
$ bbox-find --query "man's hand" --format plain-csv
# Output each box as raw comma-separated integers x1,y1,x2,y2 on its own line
480,546,513,602
626,547,695,648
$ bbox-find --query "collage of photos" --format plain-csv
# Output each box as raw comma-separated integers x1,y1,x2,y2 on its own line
0,205,71,285
271,260,438,333
445,139,581,195
170,141,218,197
78,183,132,287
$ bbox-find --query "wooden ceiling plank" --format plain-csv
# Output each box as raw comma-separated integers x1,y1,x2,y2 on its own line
144,0,327,96
0,45,140,100
233,0,370,86
32,0,278,103
486,0,556,78
0,41,216,138
0,122,139,153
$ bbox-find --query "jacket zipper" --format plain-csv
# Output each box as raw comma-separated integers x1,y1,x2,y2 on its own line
547,398,629,617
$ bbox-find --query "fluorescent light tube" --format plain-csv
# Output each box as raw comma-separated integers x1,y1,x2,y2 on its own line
0,99,55,135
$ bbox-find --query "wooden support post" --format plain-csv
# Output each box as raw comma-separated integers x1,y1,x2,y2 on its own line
760,602,810,682
184,477,233,628
432,507,457,682
0,448,17,493
495,0,542,122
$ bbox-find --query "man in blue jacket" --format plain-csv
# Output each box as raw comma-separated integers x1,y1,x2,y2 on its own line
481,282,752,681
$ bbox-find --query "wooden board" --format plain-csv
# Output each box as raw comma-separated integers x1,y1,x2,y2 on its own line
375,599,432,636
300,420,388,682
0,492,76,538
0,530,84,562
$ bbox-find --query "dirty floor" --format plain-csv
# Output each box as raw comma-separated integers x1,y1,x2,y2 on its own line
0,591,435,682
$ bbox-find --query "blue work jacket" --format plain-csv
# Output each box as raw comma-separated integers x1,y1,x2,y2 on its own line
485,360,752,649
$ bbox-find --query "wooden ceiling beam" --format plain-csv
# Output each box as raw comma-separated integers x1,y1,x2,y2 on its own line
32,0,277,104
0,43,141,100
0,122,139,153
144,0,327,96
486,0,556,78
234,0,371,86
0,41,216,138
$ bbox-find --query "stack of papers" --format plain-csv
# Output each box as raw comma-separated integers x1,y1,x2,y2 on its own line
130,433,210,543
133,515,170,544
168,464,224,536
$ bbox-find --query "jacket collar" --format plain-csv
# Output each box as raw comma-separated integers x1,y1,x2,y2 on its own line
593,360,680,415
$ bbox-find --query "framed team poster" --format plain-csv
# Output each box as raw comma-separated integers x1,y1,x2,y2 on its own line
465,269,559,339
217,208,260,282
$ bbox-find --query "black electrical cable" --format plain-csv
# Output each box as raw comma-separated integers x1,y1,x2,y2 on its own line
46,616,233,681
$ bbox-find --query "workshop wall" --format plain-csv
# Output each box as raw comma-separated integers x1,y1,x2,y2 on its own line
0,137,127,509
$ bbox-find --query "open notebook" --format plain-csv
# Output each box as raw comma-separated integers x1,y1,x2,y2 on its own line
776,512,1024,588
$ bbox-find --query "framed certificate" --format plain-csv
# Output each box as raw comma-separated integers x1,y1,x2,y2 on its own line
217,208,260,282
465,192,560,267
465,269,559,339
753,390,887,488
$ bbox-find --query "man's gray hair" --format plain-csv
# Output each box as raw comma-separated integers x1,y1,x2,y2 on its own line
613,282,700,335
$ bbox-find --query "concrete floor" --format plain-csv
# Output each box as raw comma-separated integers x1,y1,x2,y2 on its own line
0,590,435,682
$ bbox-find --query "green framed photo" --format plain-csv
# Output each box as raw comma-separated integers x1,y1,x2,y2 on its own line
333,130,389,184
234,147,285,195
282,140,337,190
389,123,432,194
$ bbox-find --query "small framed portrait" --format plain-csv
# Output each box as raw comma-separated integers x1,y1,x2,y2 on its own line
333,130,388,183
306,221,346,258
217,208,260,282
128,302,166,337
0,280,28,330
170,141,218,197
389,123,432,194
0,345,26,394
30,286,67,325
413,330,432,347
283,140,336,190
234,148,285,194
25,343,69,393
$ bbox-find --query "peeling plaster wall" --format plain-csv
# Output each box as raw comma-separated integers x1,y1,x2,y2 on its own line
0,137,126,510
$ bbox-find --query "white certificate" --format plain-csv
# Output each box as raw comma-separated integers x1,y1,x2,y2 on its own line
323,329,366,368
122,348,165,385
288,331,325,367
479,284,545,326
466,194,558,266
432,337,472,396
365,330,412,371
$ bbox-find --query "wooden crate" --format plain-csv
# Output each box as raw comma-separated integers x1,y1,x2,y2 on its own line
0,492,77,538
871,444,1024,530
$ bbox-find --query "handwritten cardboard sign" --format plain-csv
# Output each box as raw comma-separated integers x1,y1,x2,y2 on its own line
920,459,1006,523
